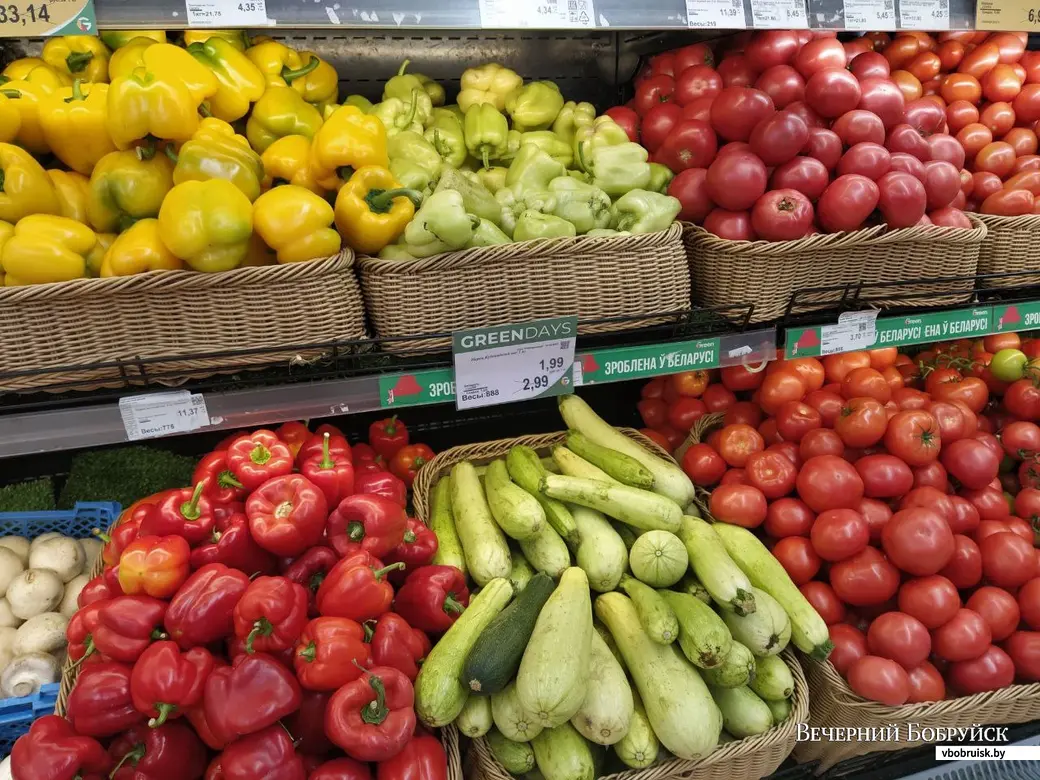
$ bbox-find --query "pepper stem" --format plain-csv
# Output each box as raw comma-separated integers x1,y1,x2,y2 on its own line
482,147,490,169
364,187,424,214
181,482,205,521
372,562,406,580
149,628,168,640
309,570,326,593
108,743,145,778
92,527,112,544
245,617,273,654
0,170,5,193
66,51,94,74
401,89,419,129
443,594,466,615
319,432,334,469
251,443,272,465
148,702,177,728
347,521,366,542
403,529,416,544
67,637,97,670
64,79,85,103
299,641,317,663
360,673,390,726
282,56,320,84
218,470,243,490
198,103,212,118
363,620,376,642
136,140,157,161
397,60,411,77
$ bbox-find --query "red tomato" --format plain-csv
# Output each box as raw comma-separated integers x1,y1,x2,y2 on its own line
701,384,736,413
980,532,1038,588
768,440,801,468
824,353,872,385
830,546,901,607
855,454,914,499
781,357,827,392
751,188,814,241
717,424,765,468
857,497,893,543
811,508,870,562
965,489,1011,522
759,370,807,415
906,661,946,702
724,401,764,428
847,655,910,705
720,365,764,392
765,497,815,538
710,87,775,142
989,32,1026,64
817,174,880,233
639,103,683,153
913,461,949,492
805,68,861,118
802,127,843,170
982,63,1023,103
668,168,713,223
900,487,956,526
1006,423,1040,461
637,398,668,428
949,496,982,535
959,42,1001,78
975,141,1017,179
942,73,983,104
671,370,710,398
745,449,798,499
835,397,888,448
794,38,846,78
709,483,768,528
799,429,845,462
772,536,821,584
797,454,865,512
945,100,979,134
884,409,942,466
774,401,822,443
758,417,782,447
966,586,1021,641
907,51,941,82
1005,128,1038,158
892,70,924,102
856,77,906,130
640,429,672,451
673,42,715,72
921,161,961,211
1014,84,1040,123
667,397,708,433
957,123,994,160
717,54,758,88
751,65,804,109
851,52,890,80
833,110,887,149
801,581,846,625
720,468,749,486
837,142,891,181
882,507,955,576
898,575,961,629
804,389,846,427
982,188,1035,216
941,438,1001,490
948,645,1015,694
1019,578,1040,630
841,368,892,403
681,443,727,487
702,208,756,240
867,612,932,669
673,65,723,107
933,608,992,662
1004,631,1040,681
769,156,830,201
705,152,768,211
940,535,983,589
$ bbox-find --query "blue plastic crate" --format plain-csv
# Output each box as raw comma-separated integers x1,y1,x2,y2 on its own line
0,684,59,757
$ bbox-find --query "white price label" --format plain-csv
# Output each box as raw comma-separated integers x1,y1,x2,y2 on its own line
119,391,211,441
185,0,270,27
820,310,879,355
898,0,948,28
749,0,808,27
479,0,595,27
685,0,746,28
843,0,896,28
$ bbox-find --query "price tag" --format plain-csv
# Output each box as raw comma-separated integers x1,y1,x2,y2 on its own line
119,391,211,441
452,317,577,410
820,310,879,355
0,0,95,37
975,0,1040,30
749,0,809,27
186,0,270,27
898,0,948,28
843,0,896,28
686,0,746,28
478,0,595,27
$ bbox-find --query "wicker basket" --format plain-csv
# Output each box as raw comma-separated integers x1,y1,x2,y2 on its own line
358,225,690,353
0,251,366,393
974,213,1040,289
682,218,987,324
794,657,1040,770
467,649,808,780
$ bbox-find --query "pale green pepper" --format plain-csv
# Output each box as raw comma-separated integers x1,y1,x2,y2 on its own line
520,131,573,168
378,243,420,260
505,146,566,195
548,176,612,234
648,163,674,194
513,210,576,242
464,103,508,168
505,81,564,132
390,158,436,194
494,130,523,165
587,143,652,198
553,100,595,145
477,166,508,194
611,189,682,234
435,168,503,226
371,89,432,137
495,187,557,236
573,116,631,172
467,218,511,247
586,228,630,237
403,189,480,256
383,60,426,102
388,131,442,179
424,109,467,169
343,94,374,113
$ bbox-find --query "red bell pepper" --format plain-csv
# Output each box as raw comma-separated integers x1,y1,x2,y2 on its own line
164,563,249,649
193,451,247,505
10,715,112,780
315,422,344,437
221,724,306,780
78,574,116,608
386,518,438,570
246,474,328,557
297,431,352,466
393,565,469,634
67,600,106,663
94,595,168,663
104,564,125,596
369,416,409,460
369,613,430,681
184,696,230,750
312,758,372,780
354,470,407,506
65,661,144,737
118,535,191,598
226,429,294,490
138,483,216,547
203,651,302,744
190,511,278,575
326,493,406,558
212,500,244,524
301,433,356,506
283,546,338,611
388,444,435,487
325,666,416,762
227,634,296,668
214,430,248,451
97,514,144,568
276,420,312,458
286,690,334,757
204,757,224,780
108,722,207,780
376,731,448,780
129,641,214,727
233,575,309,653
315,555,403,622
353,443,385,474
293,616,370,691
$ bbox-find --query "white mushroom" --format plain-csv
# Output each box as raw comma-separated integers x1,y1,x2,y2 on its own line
0,599,22,629
6,569,64,620
0,538,28,567
0,755,13,780
59,575,88,618
13,612,68,656
0,652,60,697
0,626,16,672
78,537,103,567
0,547,25,598
28,533,61,552
29,537,85,583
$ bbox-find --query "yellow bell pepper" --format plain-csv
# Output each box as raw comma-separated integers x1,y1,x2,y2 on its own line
245,86,323,154
101,30,166,50
87,149,175,232
0,220,14,285
171,118,264,202
0,144,60,223
183,30,250,51
2,59,71,90
261,134,329,194
334,165,419,255
0,80,48,154
157,179,253,272
48,170,91,225
2,215,96,286
100,218,183,276
253,185,341,264
88,232,115,276
288,52,338,112
242,233,277,266
42,37,111,84
39,81,117,175
458,63,522,112
106,68,202,149
109,39,157,80
109,44,218,106
313,106,389,184
0,94,20,144
187,38,265,122
246,41,317,88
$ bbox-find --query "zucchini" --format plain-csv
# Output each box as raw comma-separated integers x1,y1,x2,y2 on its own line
558,395,695,507
721,587,791,658
451,462,512,586
516,568,593,728
619,574,677,645
751,655,795,701
486,459,547,541
629,530,688,587
457,694,493,737
506,446,579,545
595,592,721,759
570,629,633,746
719,731,736,744
702,641,755,688
570,505,626,592
487,727,536,773
492,682,543,742
464,572,555,695
430,478,466,575
612,693,658,769
509,552,536,595
611,522,640,550
658,589,732,669
767,697,792,723
541,475,682,533
518,524,570,579
565,431,655,489
531,723,595,780
708,685,773,739
678,517,756,615
541,456,560,473
594,622,624,670
712,523,833,661
415,578,513,727
551,446,618,484
678,572,712,604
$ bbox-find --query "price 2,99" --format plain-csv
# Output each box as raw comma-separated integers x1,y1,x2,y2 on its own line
522,375,550,392
0,3,50,24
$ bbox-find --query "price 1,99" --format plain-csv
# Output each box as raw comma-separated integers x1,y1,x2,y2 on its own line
0,3,50,24
540,356,565,371
522,375,550,392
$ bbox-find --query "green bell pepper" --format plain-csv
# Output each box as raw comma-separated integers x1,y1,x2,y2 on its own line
519,131,573,168
611,189,682,234
587,143,652,198
390,158,436,195
573,116,631,172
383,60,427,102
648,163,674,194
477,166,508,194
553,101,596,145
548,176,612,234
464,103,509,168
435,168,503,226
343,94,374,113
505,145,566,195
467,218,511,248
371,89,433,137
513,210,577,242
424,110,467,169
568,169,592,183
403,189,480,256
378,244,420,260
419,74,445,107
505,81,565,132
494,130,523,165
495,187,557,236
388,131,442,179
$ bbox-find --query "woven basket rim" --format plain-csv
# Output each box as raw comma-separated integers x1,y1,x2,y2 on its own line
973,212,1040,228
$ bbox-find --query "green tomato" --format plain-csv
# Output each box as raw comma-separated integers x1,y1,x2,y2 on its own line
990,348,1029,382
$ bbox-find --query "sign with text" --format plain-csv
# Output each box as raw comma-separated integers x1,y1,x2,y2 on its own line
120,391,210,441
975,0,1040,29
685,0,746,28
186,0,270,26
479,0,595,28
0,0,95,37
